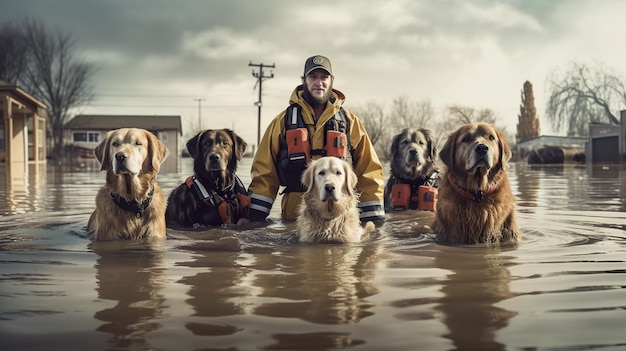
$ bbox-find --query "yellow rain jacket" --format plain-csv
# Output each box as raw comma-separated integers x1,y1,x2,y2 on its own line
248,85,385,222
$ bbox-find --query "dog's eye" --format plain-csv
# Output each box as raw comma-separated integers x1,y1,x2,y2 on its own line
112,141,120,147
418,141,425,145
318,171,325,176
488,134,495,141
336,170,342,176
462,136,470,143
135,141,142,146
221,141,229,147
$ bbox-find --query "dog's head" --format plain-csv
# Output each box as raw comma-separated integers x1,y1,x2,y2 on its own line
390,128,436,180
94,128,169,176
301,157,358,215
186,129,247,180
439,123,511,180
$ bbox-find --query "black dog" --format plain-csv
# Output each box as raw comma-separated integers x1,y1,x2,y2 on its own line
384,128,439,211
166,129,249,227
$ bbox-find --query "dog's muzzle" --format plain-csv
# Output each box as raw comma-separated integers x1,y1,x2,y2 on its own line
114,151,130,174
322,183,338,202
469,143,492,170
206,152,225,171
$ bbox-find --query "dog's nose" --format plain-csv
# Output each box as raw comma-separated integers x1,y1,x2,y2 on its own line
475,143,489,155
324,184,335,193
209,154,220,162
115,152,128,161
409,149,418,156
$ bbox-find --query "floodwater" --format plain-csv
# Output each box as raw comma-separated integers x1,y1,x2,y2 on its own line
1,157,625,351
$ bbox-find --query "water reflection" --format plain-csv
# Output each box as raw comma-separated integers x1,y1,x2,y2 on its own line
1,160,626,350
434,245,517,351
1,162,46,215
92,241,166,350
176,233,250,337
252,242,381,325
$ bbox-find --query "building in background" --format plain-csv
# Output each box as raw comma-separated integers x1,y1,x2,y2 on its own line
0,80,47,181
64,114,182,173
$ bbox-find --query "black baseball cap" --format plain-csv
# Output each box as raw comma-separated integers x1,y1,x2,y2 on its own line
303,55,333,77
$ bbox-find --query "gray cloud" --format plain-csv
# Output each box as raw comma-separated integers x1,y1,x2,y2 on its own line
2,0,625,144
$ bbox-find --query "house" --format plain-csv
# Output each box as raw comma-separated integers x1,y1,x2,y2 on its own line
64,114,182,172
0,80,47,176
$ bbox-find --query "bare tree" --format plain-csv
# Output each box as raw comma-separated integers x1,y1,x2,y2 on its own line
0,21,30,84
351,101,386,146
546,61,624,136
19,18,96,159
351,101,388,161
388,96,435,130
440,105,498,134
516,80,540,143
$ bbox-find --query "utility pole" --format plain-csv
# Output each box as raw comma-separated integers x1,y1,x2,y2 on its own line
194,98,206,130
249,61,275,148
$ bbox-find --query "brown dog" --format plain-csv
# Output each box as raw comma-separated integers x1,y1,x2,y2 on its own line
435,123,520,245
297,157,375,243
88,128,169,241
166,129,249,227
384,128,439,211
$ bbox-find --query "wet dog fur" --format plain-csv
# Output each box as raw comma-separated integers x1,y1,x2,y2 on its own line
88,128,169,241
165,129,247,227
384,128,438,211
297,157,375,243
435,123,520,245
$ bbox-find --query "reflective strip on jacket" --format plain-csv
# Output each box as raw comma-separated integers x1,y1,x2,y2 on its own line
248,85,385,221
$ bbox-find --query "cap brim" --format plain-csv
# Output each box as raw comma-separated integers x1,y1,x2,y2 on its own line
304,67,333,77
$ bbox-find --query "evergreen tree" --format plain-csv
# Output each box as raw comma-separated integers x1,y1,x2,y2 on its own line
516,81,540,142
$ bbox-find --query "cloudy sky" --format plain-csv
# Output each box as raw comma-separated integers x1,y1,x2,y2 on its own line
2,0,625,147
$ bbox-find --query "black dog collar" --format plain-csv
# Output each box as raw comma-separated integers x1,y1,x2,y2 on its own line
110,188,154,218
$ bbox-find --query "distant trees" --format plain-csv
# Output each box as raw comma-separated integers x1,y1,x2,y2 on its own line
0,18,96,159
353,97,507,161
546,61,624,136
516,81,540,143
441,105,498,131
352,96,436,160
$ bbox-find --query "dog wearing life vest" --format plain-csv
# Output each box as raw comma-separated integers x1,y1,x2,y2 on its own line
166,129,249,227
297,157,375,243
384,128,439,211
435,123,520,245
88,128,169,241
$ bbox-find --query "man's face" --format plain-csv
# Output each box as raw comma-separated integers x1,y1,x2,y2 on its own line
302,69,333,108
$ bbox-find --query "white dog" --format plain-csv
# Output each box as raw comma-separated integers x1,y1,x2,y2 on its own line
297,157,375,243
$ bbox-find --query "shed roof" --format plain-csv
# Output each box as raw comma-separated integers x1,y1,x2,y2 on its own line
0,80,47,109
66,114,182,135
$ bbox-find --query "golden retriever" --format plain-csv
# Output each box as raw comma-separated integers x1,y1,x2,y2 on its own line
435,123,520,245
88,128,169,241
384,128,439,211
297,157,375,243
165,129,249,227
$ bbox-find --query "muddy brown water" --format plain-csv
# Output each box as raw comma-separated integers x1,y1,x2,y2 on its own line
1,158,625,350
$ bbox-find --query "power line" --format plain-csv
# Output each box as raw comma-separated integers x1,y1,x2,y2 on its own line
249,61,275,147
194,98,206,129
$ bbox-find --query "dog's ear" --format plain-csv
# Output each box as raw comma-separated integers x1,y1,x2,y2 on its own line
186,131,203,159
421,128,437,161
390,129,406,158
93,132,111,172
301,161,315,192
439,129,457,169
147,131,169,173
227,129,247,161
495,128,512,172
342,160,358,197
